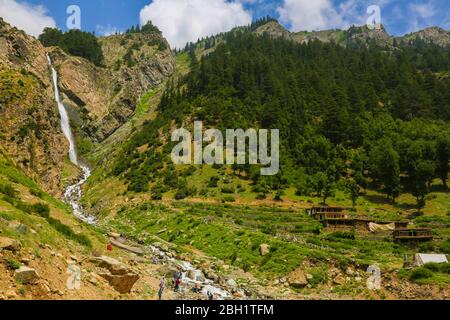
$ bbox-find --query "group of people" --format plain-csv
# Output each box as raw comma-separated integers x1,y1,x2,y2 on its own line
157,271,182,300
158,271,217,300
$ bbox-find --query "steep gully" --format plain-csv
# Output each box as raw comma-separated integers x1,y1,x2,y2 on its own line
47,55,236,299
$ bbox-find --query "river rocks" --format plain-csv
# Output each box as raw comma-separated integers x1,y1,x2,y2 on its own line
227,279,238,287
15,266,40,284
187,270,206,282
287,268,308,288
0,236,21,252
259,244,270,256
205,270,219,282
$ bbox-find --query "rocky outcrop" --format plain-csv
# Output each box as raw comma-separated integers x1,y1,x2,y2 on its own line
254,21,291,39
255,20,449,49
0,236,21,252
0,18,68,196
14,266,40,284
259,244,270,256
287,268,308,288
397,27,450,47
49,31,175,142
89,255,140,294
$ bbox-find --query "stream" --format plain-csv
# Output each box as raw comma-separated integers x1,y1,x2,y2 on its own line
47,55,96,225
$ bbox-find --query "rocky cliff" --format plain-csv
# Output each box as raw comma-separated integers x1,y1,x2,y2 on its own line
0,18,68,196
48,31,175,142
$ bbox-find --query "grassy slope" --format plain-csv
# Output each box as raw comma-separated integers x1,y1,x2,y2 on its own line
81,47,450,293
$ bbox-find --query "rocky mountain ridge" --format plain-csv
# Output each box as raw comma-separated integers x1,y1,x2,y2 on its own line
254,20,450,48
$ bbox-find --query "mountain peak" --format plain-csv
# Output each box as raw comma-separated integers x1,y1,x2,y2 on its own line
253,20,291,39
398,26,450,47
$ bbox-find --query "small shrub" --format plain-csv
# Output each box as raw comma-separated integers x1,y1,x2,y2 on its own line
5,259,20,270
439,263,450,274
409,267,433,281
31,203,50,218
221,186,235,194
0,183,18,198
439,239,450,254
222,196,235,203
424,263,441,272
29,188,44,198
256,193,267,200
327,231,355,240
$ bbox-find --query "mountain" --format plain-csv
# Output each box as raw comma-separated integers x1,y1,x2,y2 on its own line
0,18,69,196
0,16,449,300
397,27,450,47
253,20,449,49
47,29,176,143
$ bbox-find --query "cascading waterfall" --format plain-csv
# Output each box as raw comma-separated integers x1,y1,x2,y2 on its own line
47,54,96,225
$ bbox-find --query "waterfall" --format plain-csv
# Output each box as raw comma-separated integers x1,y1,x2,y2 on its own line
47,55,96,225
47,55,78,165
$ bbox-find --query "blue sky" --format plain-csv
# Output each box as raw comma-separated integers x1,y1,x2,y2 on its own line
0,0,449,47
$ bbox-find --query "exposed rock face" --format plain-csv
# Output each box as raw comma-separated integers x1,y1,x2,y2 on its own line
0,18,68,196
397,27,450,47
14,266,40,284
49,31,176,142
256,20,449,48
254,21,291,39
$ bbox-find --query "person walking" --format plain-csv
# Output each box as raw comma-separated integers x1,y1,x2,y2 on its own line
174,276,181,292
158,276,165,300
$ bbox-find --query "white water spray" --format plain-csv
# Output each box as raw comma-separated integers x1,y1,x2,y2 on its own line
47,54,96,225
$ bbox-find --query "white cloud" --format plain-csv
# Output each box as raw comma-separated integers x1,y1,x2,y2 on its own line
139,0,252,48
96,24,118,37
410,1,436,19
407,1,438,32
0,0,56,37
276,0,391,32
277,0,344,31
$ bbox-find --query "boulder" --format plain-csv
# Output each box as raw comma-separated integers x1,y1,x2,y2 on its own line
259,244,270,256
15,266,40,284
0,236,21,252
205,270,219,282
8,221,29,235
89,256,131,275
346,266,355,276
333,275,346,285
287,268,308,288
226,279,238,287
110,239,144,255
5,290,17,299
186,270,206,282
99,273,140,294
107,232,121,239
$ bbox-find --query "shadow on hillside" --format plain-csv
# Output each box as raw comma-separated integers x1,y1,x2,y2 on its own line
363,193,417,211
